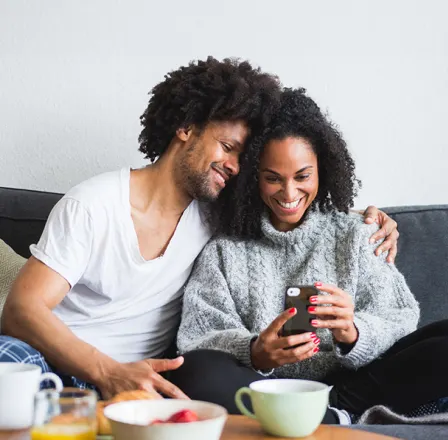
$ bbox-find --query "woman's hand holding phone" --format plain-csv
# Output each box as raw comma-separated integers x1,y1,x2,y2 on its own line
309,282,358,345
250,308,320,370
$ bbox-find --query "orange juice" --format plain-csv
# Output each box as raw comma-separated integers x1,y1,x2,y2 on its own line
30,424,95,440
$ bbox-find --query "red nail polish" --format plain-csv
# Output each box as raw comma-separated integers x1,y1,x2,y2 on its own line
313,347,320,353
311,320,318,326
310,332,316,338
308,306,316,313
288,307,296,315
315,282,322,287
309,296,318,303
314,338,320,345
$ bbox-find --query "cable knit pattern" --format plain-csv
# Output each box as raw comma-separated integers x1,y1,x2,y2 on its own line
177,210,420,380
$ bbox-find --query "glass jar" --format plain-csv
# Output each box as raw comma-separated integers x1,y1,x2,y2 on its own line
31,388,97,440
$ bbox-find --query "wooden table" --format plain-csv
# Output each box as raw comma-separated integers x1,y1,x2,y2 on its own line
0,415,399,439
221,416,398,439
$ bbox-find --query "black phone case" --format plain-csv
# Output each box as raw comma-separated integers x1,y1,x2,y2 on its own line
282,285,318,336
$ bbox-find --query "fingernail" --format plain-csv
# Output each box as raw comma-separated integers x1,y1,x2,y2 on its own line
369,238,375,244
313,347,320,353
310,296,318,303
308,306,316,313
311,320,318,327
315,282,322,287
289,307,296,315
313,338,320,345
310,332,316,338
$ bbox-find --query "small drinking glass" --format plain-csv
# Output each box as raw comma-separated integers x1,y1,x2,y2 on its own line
31,388,97,440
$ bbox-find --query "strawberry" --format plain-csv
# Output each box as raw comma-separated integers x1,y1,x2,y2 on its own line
167,409,199,423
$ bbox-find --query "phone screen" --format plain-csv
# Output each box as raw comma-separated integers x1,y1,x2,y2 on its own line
282,285,318,336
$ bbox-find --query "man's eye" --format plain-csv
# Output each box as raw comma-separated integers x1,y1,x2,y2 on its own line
221,142,232,152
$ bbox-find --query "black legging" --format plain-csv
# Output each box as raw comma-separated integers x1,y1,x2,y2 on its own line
169,320,448,422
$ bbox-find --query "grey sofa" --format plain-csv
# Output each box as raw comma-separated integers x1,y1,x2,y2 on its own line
1,186,447,439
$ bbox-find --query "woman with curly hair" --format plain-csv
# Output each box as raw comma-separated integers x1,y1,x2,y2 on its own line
173,88,448,424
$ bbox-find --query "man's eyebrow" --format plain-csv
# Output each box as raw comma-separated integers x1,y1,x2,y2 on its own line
261,166,313,174
226,138,243,150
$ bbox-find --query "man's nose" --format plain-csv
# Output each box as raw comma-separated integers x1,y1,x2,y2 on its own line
224,155,240,177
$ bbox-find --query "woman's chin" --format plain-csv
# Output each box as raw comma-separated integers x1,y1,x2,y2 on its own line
271,209,305,231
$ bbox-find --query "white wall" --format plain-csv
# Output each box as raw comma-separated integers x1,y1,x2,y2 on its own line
1,0,447,209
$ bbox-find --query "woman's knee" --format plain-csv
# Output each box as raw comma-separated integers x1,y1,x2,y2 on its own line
181,349,241,372
171,349,241,385
169,349,263,414
418,320,448,338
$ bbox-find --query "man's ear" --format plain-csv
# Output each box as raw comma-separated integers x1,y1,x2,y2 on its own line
176,126,193,142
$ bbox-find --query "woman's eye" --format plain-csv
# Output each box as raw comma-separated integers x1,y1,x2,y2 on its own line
266,176,280,183
295,175,310,181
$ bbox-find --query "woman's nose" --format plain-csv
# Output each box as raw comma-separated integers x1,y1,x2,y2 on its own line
284,182,298,201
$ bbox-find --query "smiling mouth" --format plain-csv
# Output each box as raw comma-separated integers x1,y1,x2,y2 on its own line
275,198,302,209
212,167,229,187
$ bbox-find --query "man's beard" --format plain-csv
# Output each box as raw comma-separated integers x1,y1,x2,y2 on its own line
176,143,220,203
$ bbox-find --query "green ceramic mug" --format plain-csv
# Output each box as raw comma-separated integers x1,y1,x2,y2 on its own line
235,379,329,438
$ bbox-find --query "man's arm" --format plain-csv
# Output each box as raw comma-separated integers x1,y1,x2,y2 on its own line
1,257,187,400
357,206,399,264
2,257,112,385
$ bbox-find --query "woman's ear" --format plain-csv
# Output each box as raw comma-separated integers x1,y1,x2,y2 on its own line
176,126,193,141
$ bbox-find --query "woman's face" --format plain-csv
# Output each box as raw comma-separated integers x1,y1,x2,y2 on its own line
259,136,319,232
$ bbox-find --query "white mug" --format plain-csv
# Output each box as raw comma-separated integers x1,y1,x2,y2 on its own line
0,363,63,429
235,379,330,438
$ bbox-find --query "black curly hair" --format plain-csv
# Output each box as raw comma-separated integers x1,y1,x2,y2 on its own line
138,56,281,161
213,87,361,239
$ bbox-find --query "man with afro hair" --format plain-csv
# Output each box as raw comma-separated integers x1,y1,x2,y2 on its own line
1,57,398,400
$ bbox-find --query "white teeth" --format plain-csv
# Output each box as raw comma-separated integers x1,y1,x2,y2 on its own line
277,199,301,209
214,170,225,185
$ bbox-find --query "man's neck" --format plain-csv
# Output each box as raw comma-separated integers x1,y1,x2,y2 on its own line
130,158,192,218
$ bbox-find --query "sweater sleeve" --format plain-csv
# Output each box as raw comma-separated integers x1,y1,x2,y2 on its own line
335,222,420,369
177,239,258,369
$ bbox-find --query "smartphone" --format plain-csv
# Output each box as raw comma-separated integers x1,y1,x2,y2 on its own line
282,285,318,336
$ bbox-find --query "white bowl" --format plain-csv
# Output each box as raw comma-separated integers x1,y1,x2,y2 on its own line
104,399,228,440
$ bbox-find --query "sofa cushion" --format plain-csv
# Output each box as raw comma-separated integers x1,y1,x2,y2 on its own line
383,205,448,327
0,239,27,325
351,424,448,440
0,187,62,258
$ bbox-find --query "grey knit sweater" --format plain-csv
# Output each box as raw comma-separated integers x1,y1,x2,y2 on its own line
177,209,420,380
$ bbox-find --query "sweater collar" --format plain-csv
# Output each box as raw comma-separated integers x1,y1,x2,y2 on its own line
261,207,328,247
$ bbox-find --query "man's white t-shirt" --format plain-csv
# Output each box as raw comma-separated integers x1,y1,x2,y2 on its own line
30,168,212,363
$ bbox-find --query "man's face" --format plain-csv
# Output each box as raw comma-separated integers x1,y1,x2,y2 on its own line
176,121,249,202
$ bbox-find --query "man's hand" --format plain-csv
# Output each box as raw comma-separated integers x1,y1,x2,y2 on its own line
98,357,188,400
362,206,399,264
251,309,320,371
